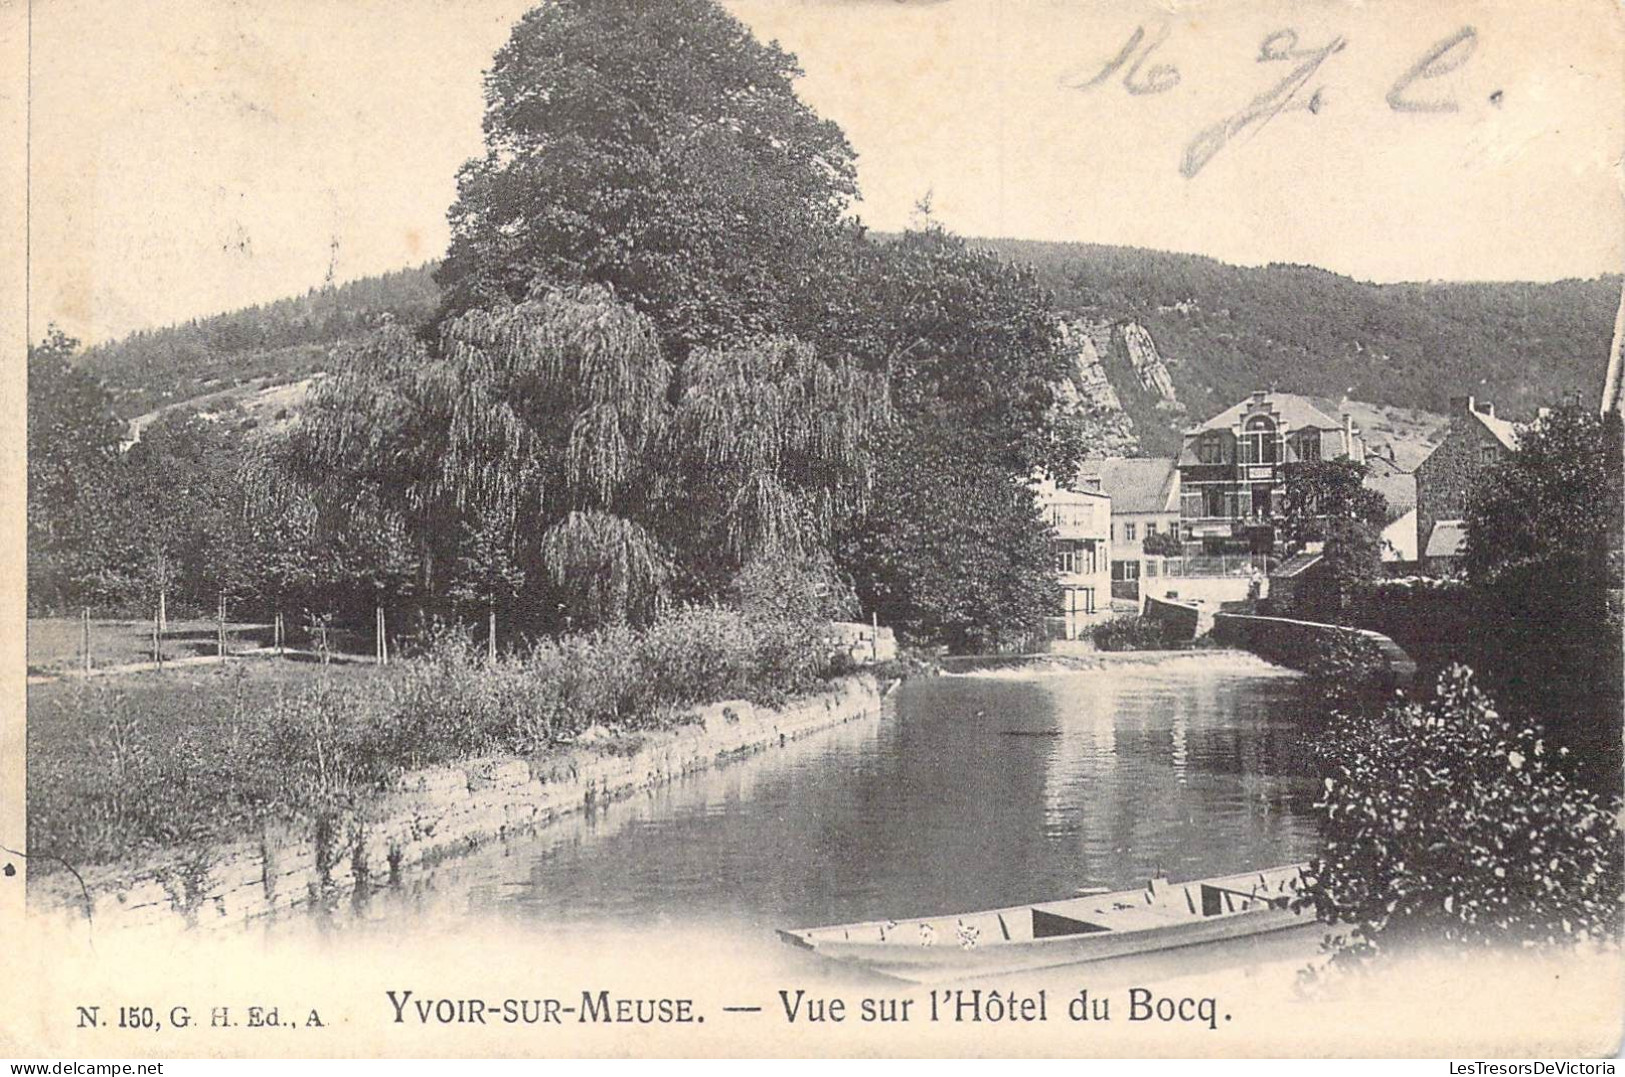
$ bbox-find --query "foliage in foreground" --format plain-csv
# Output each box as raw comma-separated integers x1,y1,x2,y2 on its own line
1304,665,1623,962
1460,402,1624,739
27,607,842,871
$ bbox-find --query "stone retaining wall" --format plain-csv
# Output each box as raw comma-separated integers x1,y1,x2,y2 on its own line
30,674,884,933
1210,612,1417,689
1141,595,1204,641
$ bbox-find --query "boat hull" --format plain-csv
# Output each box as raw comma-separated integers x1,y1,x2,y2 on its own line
778,865,1312,983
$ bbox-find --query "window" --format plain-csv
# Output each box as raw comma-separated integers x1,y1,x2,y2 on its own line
1296,434,1321,462
1197,437,1225,464
1204,488,1226,517
1146,521,1158,536
1124,522,1137,542
1240,416,1280,465
1168,521,1180,542
1478,443,1500,465
1062,587,1095,616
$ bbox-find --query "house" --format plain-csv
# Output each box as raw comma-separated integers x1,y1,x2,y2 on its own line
1035,476,1112,638
1177,391,1368,556
1413,395,1519,570
1076,457,1180,598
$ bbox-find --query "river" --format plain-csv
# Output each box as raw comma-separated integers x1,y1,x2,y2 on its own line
305,652,1320,953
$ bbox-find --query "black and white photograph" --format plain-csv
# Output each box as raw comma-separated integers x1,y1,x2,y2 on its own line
4,0,1624,1062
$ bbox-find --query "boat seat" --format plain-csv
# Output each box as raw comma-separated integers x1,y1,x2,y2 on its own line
1031,908,1111,938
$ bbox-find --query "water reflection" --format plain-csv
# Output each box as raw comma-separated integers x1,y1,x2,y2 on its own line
303,653,1320,944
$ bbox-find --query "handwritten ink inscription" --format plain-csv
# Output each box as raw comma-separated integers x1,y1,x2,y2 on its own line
1064,25,1485,176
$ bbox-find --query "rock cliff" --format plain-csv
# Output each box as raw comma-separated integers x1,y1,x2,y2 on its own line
1115,320,1182,411
1054,319,1139,457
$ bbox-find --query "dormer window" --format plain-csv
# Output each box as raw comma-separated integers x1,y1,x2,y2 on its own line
1240,416,1280,464
1196,436,1225,464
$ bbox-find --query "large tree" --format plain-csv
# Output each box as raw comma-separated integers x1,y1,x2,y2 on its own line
664,335,886,597
27,328,126,612
432,1,1090,648
109,411,257,616
1461,402,1623,751
436,0,858,352
839,420,1059,654
802,228,1085,649
287,285,884,629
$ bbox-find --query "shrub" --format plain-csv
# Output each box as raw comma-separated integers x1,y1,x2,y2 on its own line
1090,615,1174,652
1305,664,1623,961
1301,631,1389,715
1142,531,1183,558
28,604,844,871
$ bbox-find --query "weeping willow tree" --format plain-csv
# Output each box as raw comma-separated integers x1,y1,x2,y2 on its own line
280,285,675,628
278,319,458,602
666,336,888,598
273,285,884,631
436,284,675,624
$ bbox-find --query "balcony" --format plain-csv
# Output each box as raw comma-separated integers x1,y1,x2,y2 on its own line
1160,553,1275,578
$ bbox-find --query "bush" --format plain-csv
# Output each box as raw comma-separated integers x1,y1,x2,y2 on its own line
1301,631,1389,715
1305,664,1623,961
30,605,843,871
1090,615,1174,652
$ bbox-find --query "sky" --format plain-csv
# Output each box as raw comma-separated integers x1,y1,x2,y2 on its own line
26,0,1625,346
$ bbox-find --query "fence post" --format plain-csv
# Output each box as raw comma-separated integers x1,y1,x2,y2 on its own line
871,609,879,663
217,593,226,658
376,606,388,666
275,611,284,656
81,608,91,672
152,607,162,669
488,605,497,664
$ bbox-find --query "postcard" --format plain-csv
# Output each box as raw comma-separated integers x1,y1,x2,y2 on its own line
3,0,1622,1061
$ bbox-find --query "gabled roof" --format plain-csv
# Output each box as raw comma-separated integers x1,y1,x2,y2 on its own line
1188,392,1348,435
1076,457,1179,514
1365,470,1416,524
1425,519,1469,558
1470,409,1520,451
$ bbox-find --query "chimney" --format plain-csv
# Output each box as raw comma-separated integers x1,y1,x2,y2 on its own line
1476,400,1495,418
1538,406,1552,421
1250,390,1267,403
1449,395,1476,414
1342,412,1355,458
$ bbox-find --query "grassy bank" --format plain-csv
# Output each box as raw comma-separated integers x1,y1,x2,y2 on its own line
27,608,843,875
27,617,279,674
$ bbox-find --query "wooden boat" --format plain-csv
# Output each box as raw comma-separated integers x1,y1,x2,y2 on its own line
777,864,1311,982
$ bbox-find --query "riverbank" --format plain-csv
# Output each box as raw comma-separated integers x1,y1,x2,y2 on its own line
30,672,886,933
